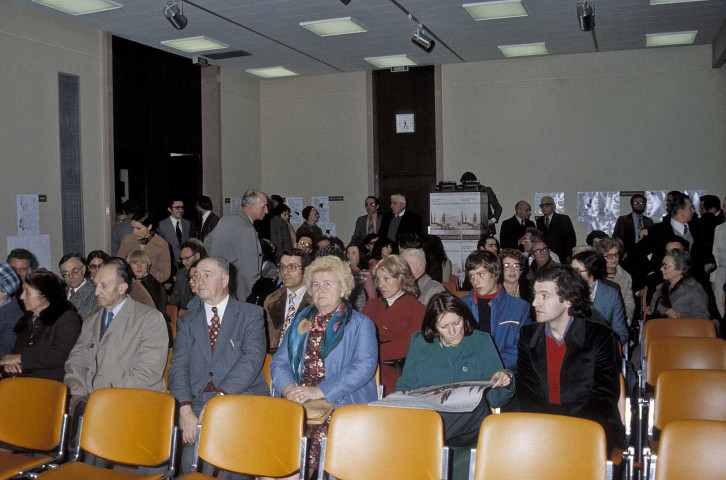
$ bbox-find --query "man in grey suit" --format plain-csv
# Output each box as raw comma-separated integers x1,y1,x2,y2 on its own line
400,248,446,305
205,189,268,302
158,198,194,269
168,257,268,476
59,253,99,319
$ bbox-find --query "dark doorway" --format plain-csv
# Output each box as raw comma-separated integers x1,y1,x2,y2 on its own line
373,66,436,231
112,36,202,222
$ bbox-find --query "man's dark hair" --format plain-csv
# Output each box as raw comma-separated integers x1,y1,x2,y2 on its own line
181,238,207,258
7,249,39,270
58,253,85,268
398,233,421,250
280,249,313,269
535,263,591,318
630,194,646,208
366,195,380,207
196,195,213,211
667,193,691,217
477,235,500,253
585,230,609,246
700,195,720,212
296,231,313,243
168,197,184,208
120,199,140,215
571,250,607,280
103,257,133,287
663,235,690,251
274,203,291,216
421,292,477,343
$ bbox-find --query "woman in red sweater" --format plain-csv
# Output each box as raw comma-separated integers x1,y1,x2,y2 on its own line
363,255,425,395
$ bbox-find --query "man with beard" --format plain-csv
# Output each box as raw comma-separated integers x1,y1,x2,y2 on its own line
613,194,653,289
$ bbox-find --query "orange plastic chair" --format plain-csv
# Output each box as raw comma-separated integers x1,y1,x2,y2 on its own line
319,404,448,480
0,378,69,479
181,395,306,479
455,290,470,298
643,318,716,357
648,420,726,480
166,305,178,339
443,279,458,293
38,388,177,479
469,413,612,480
645,337,726,389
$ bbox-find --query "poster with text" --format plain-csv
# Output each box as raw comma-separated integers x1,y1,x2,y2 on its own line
577,191,620,235
17,194,39,236
286,197,304,224
229,198,242,215
318,223,336,238
311,196,330,223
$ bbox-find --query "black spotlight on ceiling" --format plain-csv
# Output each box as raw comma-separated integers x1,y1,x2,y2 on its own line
164,0,188,30
412,26,435,53
577,2,599,51
340,0,352,5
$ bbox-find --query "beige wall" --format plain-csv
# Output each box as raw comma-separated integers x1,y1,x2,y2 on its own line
441,45,726,243
0,3,107,268
259,72,370,243
220,69,262,214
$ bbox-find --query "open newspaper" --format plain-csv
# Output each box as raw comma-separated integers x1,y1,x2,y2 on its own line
369,380,493,413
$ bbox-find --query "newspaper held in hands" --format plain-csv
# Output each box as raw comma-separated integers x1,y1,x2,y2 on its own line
369,380,493,413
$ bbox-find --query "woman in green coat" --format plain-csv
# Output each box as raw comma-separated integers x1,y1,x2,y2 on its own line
395,291,515,446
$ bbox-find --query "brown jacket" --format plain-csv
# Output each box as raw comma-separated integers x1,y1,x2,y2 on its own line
262,286,312,353
118,233,172,283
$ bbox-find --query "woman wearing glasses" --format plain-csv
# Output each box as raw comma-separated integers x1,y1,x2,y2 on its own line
649,248,710,320
461,250,531,373
596,237,635,326
499,248,533,303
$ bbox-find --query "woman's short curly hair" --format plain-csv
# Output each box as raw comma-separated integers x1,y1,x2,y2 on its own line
596,237,623,257
499,248,526,270
304,256,355,299
371,254,420,297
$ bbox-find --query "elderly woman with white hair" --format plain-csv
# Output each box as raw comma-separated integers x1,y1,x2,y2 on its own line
271,255,378,475
650,248,710,319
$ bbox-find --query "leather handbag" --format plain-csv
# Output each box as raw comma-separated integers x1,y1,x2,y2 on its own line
303,399,334,425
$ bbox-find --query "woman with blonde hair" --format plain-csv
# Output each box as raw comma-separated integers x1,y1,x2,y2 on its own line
126,249,166,315
363,254,426,395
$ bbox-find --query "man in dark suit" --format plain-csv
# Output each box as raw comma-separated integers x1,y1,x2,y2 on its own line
499,200,535,250
535,196,576,262
613,194,654,290
517,263,624,453
378,194,423,242
158,198,195,269
169,257,269,476
351,196,382,245
59,253,98,319
460,172,503,235
195,195,219,242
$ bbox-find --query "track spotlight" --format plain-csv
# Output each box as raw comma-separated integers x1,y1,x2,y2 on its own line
340,0,352,4
412,26,435,53
164,0,188,30
577,2,594,32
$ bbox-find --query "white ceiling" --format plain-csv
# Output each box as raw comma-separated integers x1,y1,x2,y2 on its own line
12,0,726,77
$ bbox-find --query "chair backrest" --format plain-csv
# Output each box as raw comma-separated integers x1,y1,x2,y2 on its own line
654,420,726,480
455,290,470,298
164,348,173,393
0,377,67,451
166,305,178,339
471,413,607,480
322,405,445,480
443,279,458,293
644,318,716,356
263,353,273,392
197,395,305,477
646,337,726,387
80,388,175,467
654,369,726,431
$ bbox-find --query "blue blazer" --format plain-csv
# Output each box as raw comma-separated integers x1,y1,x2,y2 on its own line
169,296,269,416
591,280,629,347
462,286,531,373
271,309,378,408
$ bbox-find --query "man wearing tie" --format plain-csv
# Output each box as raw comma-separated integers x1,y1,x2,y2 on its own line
59,253,98,319
351,196,382,245
158,198,194,269
168,257,269,476
613,194,654,289
535,196,576,262
499,201,536,250
195,195,219,242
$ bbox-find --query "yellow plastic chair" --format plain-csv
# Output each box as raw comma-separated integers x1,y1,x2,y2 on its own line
647,420,726,480
38,388,177,479
0,378,69,479
318,404,448,480
182,395,306,479
469,413,612,480
643,318,716,358
645,337,726,390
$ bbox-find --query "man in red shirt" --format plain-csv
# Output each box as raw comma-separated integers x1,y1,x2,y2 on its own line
517,263,624,453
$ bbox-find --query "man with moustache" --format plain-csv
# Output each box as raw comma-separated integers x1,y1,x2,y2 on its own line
351,196,382,245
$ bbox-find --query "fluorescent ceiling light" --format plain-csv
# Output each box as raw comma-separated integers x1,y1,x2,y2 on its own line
650,0,705,5
300,17,367,36
160,36,229,53
463,0,528,21
364,55,417,69
498,42,548,57
246,67,298,78
646,31,697,47
32,0,121,15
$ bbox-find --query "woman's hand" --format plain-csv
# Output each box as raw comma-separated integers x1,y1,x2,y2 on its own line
666,308,682,319
490,369,513,389
286,386,325,404
0,354,22,373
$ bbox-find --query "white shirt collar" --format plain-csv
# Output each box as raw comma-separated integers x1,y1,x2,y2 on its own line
204,294,230,326
385,290,406,306
670,218,686,235
286,285,307,311
397,209,406,218
107,295,128,317
68,279,87,298
202,211,211,224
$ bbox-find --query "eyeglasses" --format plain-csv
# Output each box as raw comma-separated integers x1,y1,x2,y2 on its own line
632,201,645,206
539,203,554,208
661,263,677,270
502,263,521,271
60,268,83,278
88,264,103,271
298,241,312,248
532,248,550,255
279,263,302,272
180,253,197,262
171,205,184,210
603,253,620,259
365,202,376,207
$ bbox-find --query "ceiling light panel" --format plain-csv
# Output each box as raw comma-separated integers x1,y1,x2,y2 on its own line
160,36,229,53
650,0,705,5
300,17,367,37
364,55,417,69
463,0,528,21
32,0,121,15
645,31,697,47
246,67,298,78
498,42,548,57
